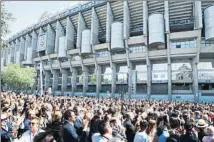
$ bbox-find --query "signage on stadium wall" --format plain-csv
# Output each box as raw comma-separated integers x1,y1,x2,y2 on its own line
172,95,194,102
38,34,47,50
150,95,168,100
131,94,147,100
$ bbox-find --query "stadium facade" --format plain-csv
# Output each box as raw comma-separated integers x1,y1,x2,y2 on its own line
1,1,214,102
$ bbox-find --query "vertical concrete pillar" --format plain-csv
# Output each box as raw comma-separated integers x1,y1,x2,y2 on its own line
61,69,68,93
123,1,130,39
11,42,15,63
168,60,172,100
46,24,55,55
71,68,77,95
91,7,99,45
164,1,170,33
128,62,133,98
143,1,150,99
65,17,75,50
52,70,59,92
147,60,151,99
111,63,116,97
124,1,131,97
143,1,148,35
194,1,202,29
106,2,113,43
192,58,199,102
20,37,25,62
83,67,89,96
44,71,51,90
165,1,172,100
1,50,4,70
6,48,11,65
96,65,101,97
31,31,38,58
55,21,65,53
15,39,20,65
77,12,86,49
25,34,32,61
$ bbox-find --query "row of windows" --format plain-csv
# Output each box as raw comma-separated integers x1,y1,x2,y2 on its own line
129,45,146,53
95,50,109,57
201,38,214,47
171,39,195,48
41,70,214,85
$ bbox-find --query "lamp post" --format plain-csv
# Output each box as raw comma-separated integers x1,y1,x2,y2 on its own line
40,62,43,95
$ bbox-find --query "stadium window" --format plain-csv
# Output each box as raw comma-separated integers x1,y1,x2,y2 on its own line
171,39,195,48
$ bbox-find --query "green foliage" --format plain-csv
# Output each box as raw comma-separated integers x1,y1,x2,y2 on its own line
1,64,36,90
1,2,15,48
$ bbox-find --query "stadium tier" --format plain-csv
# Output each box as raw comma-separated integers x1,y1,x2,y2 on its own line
1,1,214,102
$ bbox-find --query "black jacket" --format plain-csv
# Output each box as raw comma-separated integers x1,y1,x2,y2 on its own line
166,134,180,142
62,121,85,142
180,132,201,142
46,121,63,142
1,128,12,142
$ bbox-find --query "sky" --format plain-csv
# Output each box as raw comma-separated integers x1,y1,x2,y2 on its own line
4,1,86,40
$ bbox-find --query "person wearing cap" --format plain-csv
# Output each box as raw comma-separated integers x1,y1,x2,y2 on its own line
17,117,45,142
179,121,200,142
195,119,209,142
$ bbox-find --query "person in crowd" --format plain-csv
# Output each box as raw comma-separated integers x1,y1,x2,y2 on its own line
202,125,214,142
93,120,113,142
146,119,157,142
179,121,200,142
89,117,100,141
46,111,63,142
33,131,56,142
17,117,45,142
1,113,13,142
195,119,209,142
133,120,149,142
62,110,88,142
125,121,136,142
166,117,181,142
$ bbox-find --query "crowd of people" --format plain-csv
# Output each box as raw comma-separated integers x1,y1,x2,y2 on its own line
1,91,214,142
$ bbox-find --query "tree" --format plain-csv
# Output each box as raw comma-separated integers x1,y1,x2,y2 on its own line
1,2,15,48
1,64,36,91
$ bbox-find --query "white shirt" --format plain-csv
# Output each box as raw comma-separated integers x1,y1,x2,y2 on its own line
16,129,45,142
134,131,149,142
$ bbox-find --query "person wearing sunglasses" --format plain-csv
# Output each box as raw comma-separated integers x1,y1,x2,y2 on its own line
17,117,44,142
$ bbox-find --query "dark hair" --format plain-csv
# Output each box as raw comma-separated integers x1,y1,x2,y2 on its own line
33,131,55,142
169,117,180,129
108,107,116,116
98,120,109,135
90,115,101,134
140,120,148,130
184,121,193,131
63,110,74,120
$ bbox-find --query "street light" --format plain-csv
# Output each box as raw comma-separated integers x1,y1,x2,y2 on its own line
40,62,43,95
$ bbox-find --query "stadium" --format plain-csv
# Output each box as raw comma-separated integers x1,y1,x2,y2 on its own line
1,1,214,102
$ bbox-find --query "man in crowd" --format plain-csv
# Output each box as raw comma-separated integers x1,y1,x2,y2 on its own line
133,120,149,142
62,110,88,142
16,117,44,142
